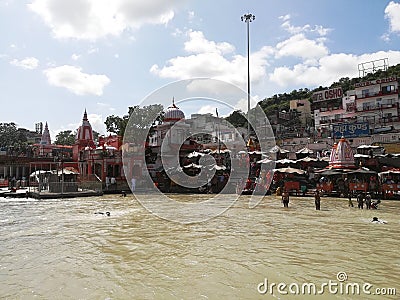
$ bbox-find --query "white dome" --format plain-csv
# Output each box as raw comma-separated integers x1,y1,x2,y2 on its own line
164,102,185,121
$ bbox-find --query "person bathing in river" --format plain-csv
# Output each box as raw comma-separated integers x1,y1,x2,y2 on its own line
371,216,387,224
357,193,364,209
348,191,354,207
282,190,289,208
314,190,321,210
365,193,372,209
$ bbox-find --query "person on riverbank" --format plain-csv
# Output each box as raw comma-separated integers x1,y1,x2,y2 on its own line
314,190,321,210
282,190,289,208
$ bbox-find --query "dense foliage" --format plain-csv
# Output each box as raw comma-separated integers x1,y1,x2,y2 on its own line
105,104,164,143
54,130,75,146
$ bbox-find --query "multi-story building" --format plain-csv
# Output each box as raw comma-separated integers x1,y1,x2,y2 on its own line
290,99,312,130
353,76,400,132
313,77,400,139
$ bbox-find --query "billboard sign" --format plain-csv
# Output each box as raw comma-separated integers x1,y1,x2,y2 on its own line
332,122,370,138
354,77,397,88
312,87,343,103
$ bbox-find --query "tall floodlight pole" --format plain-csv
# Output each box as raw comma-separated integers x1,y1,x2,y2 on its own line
241,13,255,138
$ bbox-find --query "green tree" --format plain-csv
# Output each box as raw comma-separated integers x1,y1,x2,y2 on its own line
225,110,247,128
105,115,126,136
93,130,100,142
55,130,75,145
105,104,164,138
0,123,19,148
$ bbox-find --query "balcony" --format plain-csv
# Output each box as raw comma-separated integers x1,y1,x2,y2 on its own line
361,116,400,125
319,117,357,125
319,106,343,112
355,89,398,100
356,103,399,113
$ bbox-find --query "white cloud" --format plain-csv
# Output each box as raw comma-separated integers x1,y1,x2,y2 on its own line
97,102,116,112
279,14,291,22
234,96,260,113
385,1,400,33
269,50,400,88
188,10,195,21
151,14,400,99
275,33,329,60
184,30,235,54
88,47,99,54
150,30,273,89
280,14,331,36
43,65,110,96
71,53,80,60
198,105,216,115
10,57,39,69
87,113,106,134
28,0,184,40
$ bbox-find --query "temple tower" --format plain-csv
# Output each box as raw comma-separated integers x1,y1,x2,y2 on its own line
40,122,51,145
75,109,95,149
329,137,355,169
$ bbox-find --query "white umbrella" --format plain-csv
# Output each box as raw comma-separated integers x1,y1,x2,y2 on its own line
276,158,297,164
29,170,52,177
257,158,274,164
208,165,226,171
296,147,313,154
183,163,202,169
187,151,205,158
274,167,305,175
296,157,319,162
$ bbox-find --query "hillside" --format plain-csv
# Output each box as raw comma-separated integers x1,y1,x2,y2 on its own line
233,63,400,120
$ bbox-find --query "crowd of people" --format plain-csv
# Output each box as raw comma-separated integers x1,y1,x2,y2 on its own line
279,188,381,211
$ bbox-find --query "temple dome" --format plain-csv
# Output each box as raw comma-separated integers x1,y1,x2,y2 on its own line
329,137,355,169
164,99,185,122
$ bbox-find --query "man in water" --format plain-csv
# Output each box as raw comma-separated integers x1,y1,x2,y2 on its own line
357,193,364,209
348,191,354,207
371,199,381,209
371,216,386,224
282,190,289,208
365,193,372,209
94,211,111,216
314,190,321,210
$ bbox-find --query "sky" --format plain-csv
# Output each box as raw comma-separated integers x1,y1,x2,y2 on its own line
2,0,400,140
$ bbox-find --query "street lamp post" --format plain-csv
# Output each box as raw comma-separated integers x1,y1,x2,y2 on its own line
241,13,255,138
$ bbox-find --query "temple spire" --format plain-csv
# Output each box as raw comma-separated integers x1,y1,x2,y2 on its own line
40,122,51,145
171,97,177,108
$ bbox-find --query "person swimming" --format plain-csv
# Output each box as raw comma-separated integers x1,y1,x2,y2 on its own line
371,199,380,209
371,216,386,224
94,211,111,216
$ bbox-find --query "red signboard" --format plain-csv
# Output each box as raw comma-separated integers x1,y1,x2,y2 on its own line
312,87,343,102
